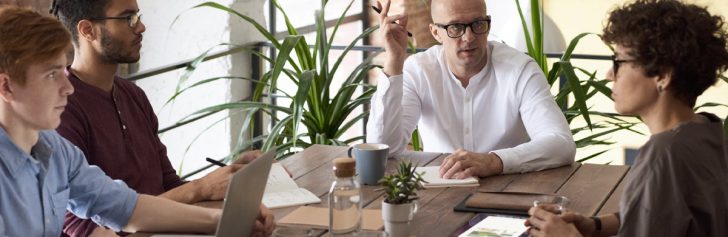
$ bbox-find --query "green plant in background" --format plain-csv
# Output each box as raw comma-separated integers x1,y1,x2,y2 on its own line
516,0,728,161
516,0,641,162
378,161,425,204
169,0,379,162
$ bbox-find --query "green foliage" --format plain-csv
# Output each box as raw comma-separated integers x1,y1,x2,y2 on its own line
515,0,639,161
169,0,379,165
516,0,728,161
378,161,425,204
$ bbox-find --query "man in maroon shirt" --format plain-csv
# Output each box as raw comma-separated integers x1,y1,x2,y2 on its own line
51,0,272,236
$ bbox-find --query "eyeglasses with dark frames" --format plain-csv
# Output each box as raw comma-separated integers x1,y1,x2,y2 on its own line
89,12,142,28
612,55,636,76
433,16,491,38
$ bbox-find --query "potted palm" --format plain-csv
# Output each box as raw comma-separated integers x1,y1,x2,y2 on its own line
378,161,425,237
163,0,382,177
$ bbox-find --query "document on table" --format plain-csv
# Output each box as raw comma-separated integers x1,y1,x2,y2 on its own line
418,166,480,188
262,163,321,208
458,215,528,237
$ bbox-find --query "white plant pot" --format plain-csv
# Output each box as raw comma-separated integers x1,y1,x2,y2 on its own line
381,201,417,237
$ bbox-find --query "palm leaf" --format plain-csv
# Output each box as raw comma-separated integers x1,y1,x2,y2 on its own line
559,61,593,129
291,70,315,147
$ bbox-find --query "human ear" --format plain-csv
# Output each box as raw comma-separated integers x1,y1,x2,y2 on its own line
77,19,97,42
429,23,443,44
655,68,673,92
0,73,14,103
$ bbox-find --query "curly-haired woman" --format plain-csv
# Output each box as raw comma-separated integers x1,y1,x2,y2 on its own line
525,1,728,237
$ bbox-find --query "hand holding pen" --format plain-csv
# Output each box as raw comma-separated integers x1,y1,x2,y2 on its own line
372,5,413,37
375,0,410,76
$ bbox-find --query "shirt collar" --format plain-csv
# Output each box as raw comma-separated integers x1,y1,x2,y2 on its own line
0,127,52,177
441,45,492,88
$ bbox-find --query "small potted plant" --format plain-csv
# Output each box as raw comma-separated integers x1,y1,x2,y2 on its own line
378,161,425,237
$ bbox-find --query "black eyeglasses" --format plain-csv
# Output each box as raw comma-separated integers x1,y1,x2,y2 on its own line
434,17,491,38
612,55,635,75
89,12,142,28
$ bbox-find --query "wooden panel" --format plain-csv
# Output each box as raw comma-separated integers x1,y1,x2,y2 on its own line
410,186,477,237
597,168,630,216
281,145,348,179
556,164,629,216
395,151,443,167
503,163,581,193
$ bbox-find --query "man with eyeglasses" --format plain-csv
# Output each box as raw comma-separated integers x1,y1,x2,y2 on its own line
0,6,274,237
50,0,272,236
368,0,575,179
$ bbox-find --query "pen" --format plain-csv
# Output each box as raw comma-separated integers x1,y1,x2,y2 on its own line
371,5,413,37
206,157,227,167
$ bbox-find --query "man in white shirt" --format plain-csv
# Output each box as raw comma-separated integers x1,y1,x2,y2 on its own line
367,0,575,179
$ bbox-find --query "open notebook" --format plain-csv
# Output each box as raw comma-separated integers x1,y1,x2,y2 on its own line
418,166,479,188
262,163,321,208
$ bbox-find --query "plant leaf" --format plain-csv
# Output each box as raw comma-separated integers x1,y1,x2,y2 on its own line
291,70,315,148
560,61,593,130
576,150,609,163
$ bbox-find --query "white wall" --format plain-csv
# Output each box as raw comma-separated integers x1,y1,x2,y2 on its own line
136,0,265,179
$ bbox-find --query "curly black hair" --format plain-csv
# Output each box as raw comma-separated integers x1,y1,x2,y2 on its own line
49,0,110,44
602,0,728,107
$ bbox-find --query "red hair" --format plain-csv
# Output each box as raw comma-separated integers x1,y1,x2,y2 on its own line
0,6,71,84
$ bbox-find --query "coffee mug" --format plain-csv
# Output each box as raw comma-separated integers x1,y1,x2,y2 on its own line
348,143,389,185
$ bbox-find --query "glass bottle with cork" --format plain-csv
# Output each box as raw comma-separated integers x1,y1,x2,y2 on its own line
329,157,362,236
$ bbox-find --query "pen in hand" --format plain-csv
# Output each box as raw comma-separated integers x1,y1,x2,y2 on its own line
206,157,227,167
372,5,413,37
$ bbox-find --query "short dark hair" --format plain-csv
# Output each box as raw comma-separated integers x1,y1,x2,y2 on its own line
50,0,110,44
602,0,728,107
0,6,71,85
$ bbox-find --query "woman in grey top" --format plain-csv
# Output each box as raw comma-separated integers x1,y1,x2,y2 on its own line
525,0,728,237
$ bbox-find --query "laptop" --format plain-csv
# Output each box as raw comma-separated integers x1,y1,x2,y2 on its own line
153,149,276,237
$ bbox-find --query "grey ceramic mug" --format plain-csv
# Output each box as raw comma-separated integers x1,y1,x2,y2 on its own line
348,143,389,185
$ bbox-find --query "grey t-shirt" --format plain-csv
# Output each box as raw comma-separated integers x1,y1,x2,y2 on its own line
618,113,728,237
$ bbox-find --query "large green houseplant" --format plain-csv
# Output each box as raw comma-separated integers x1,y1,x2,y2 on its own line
515,0,728,161
166,0,380,165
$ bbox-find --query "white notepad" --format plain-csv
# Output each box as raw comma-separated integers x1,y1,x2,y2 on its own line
262,163,321,208
418,166,480,188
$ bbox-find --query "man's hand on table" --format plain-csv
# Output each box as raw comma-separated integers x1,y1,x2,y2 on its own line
195,164,244,201
233,150,263,164
439,149,504,179
253,205,275,237
234,149,292,177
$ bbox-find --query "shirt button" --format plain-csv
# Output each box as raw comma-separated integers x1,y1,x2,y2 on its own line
117,110,121,115
122,125,127,130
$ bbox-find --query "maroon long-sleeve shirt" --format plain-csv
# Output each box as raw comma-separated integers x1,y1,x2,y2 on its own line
58,68,185,236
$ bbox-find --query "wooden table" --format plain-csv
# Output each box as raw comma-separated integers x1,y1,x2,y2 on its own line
273,145,630,236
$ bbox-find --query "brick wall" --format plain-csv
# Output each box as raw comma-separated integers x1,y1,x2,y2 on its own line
0,0,52,14
366,0,436,85
403,0,436,48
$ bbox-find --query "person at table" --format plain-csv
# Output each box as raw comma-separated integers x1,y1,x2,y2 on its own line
49,0,270,235
526,1,728,237
367,0,575,179
0,6,275,237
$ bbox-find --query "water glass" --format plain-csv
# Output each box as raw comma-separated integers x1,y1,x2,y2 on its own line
533,195,569,214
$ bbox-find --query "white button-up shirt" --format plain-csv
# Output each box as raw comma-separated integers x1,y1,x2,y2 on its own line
367,42,575,174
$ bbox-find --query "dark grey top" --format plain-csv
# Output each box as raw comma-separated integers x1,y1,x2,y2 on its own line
619,113,728,237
